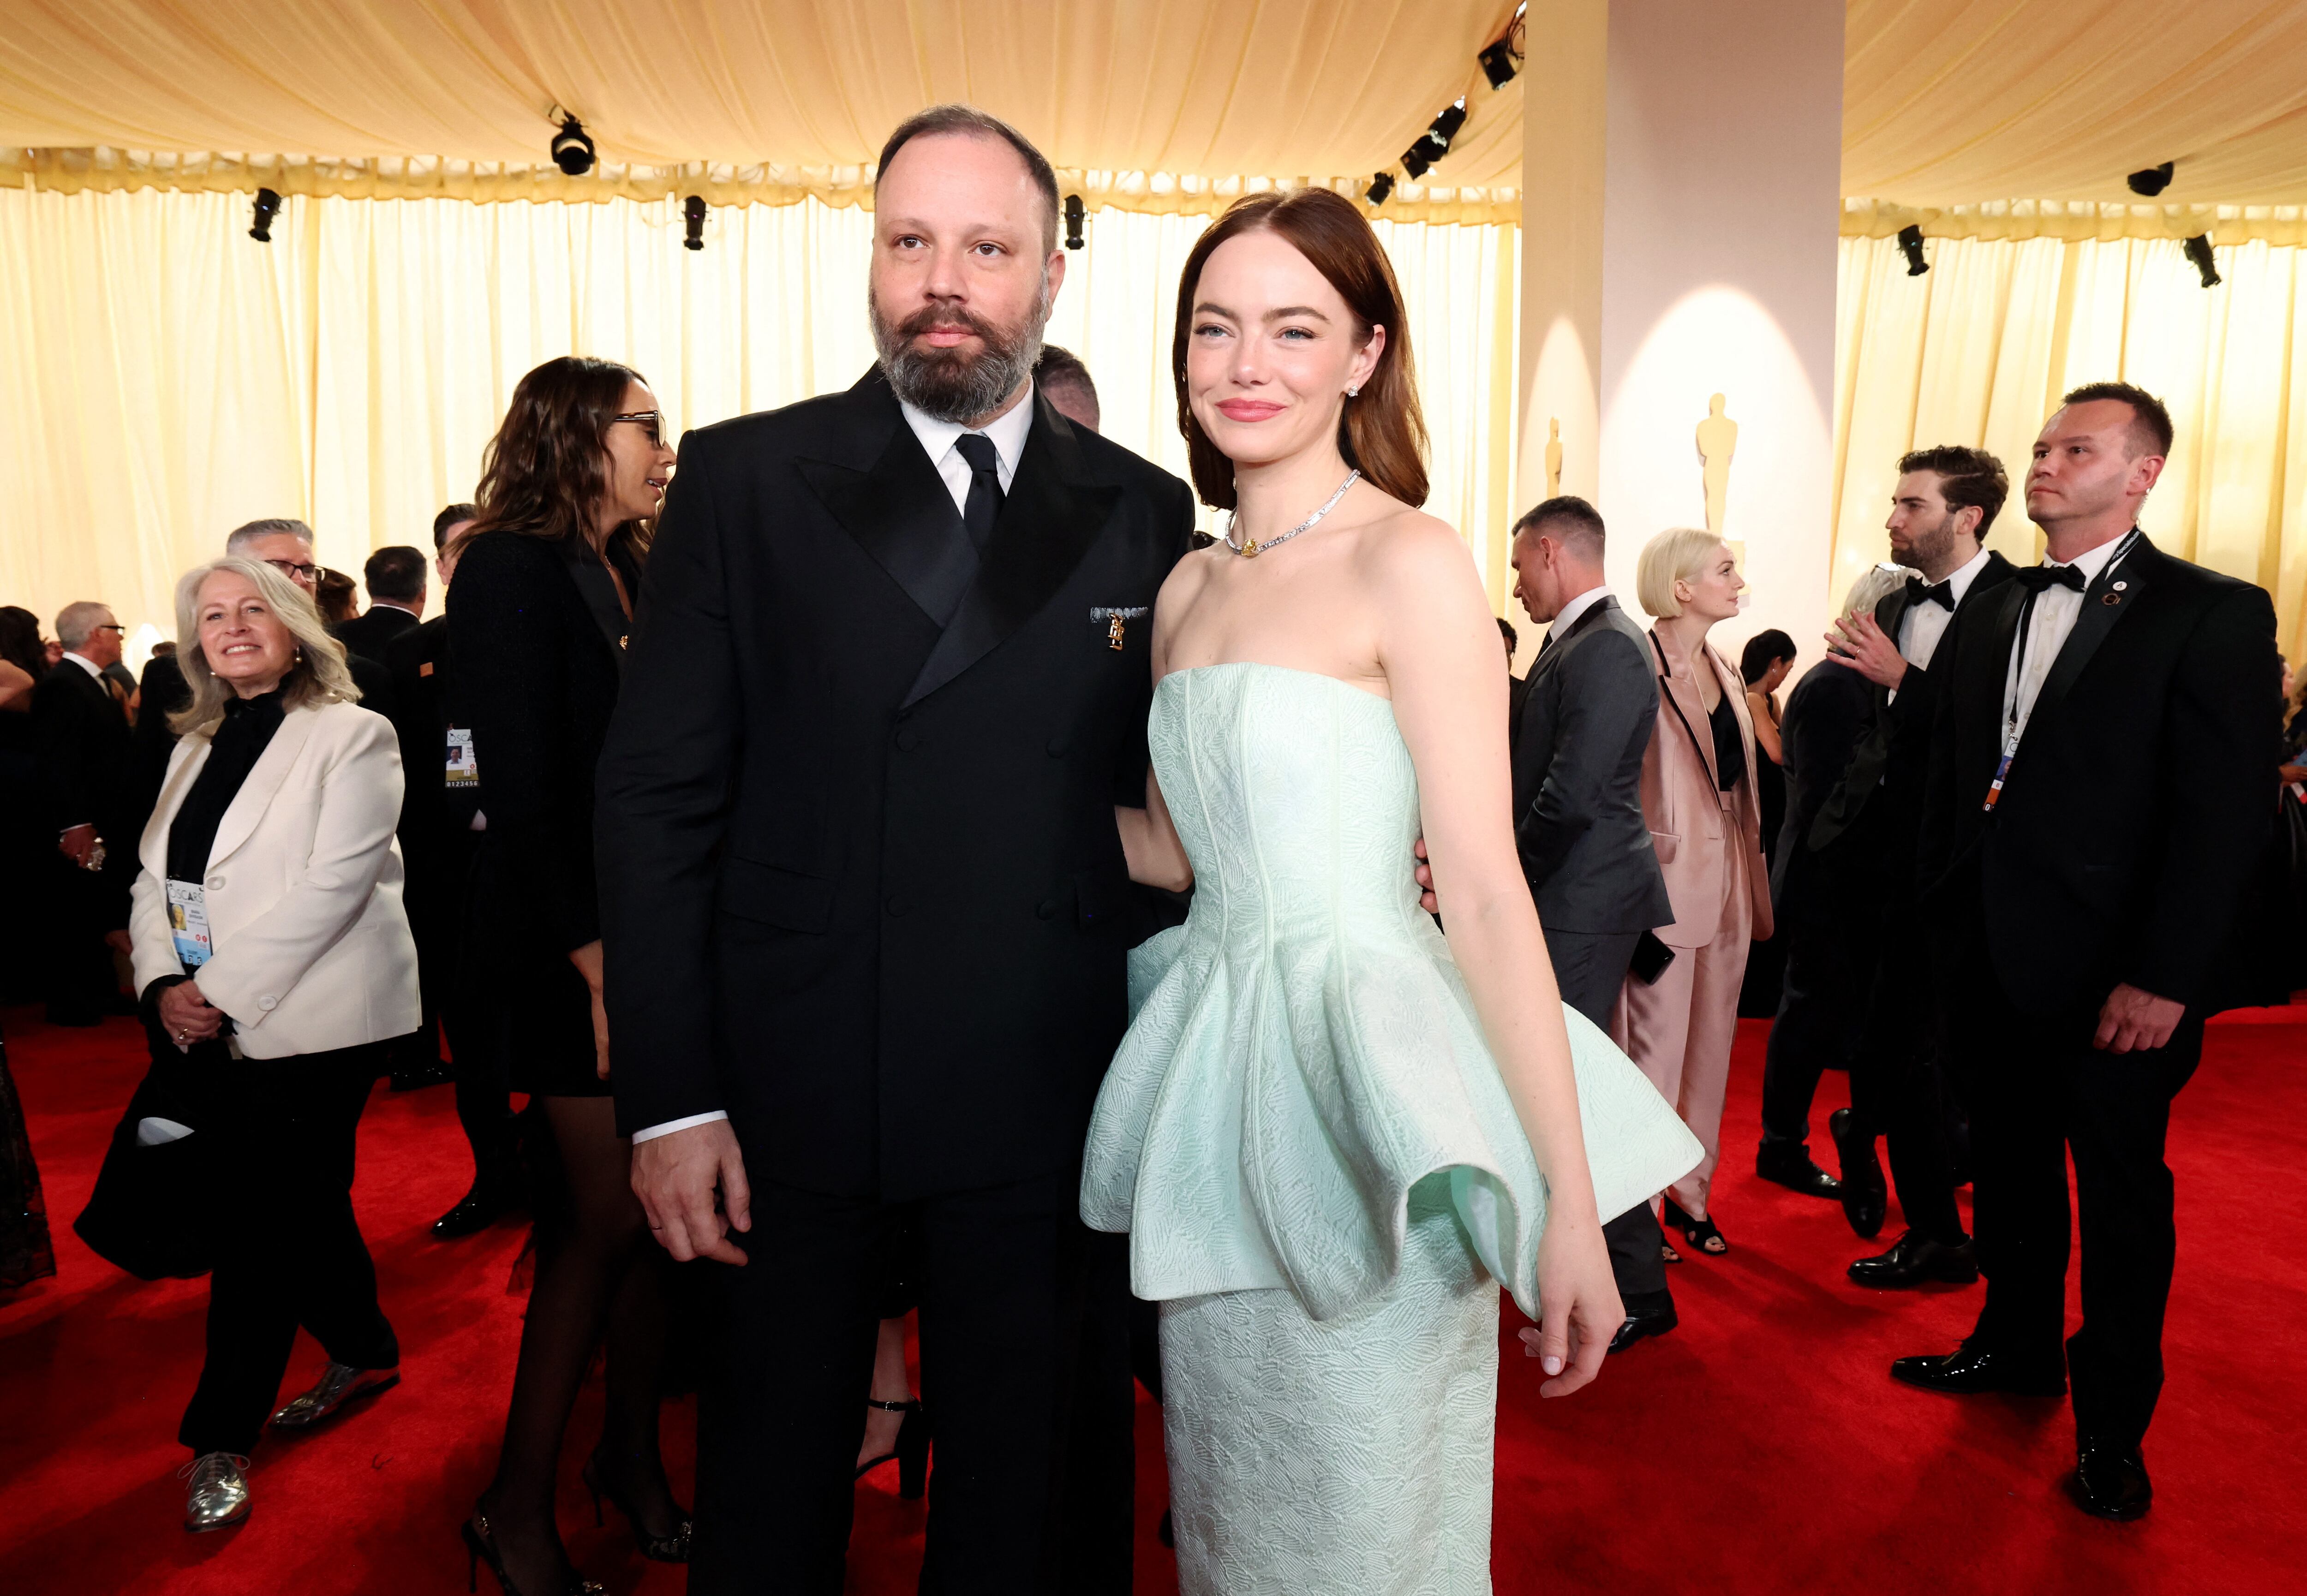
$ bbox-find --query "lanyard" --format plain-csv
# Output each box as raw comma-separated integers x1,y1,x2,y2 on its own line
1986,530,2137,811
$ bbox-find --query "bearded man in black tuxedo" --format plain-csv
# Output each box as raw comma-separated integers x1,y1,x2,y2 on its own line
598,106,1194,1593
1896,383,2279,1522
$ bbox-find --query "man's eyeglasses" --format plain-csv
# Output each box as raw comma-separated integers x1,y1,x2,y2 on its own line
92,623,126,634
612,410,665,446
263,559,324,584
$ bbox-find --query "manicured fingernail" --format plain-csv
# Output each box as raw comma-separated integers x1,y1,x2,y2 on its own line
1542,1355,1564,1375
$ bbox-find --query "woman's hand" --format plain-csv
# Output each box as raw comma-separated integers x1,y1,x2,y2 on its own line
570,939,610,1079
1518,1210,1622,1398
157,979,226,1051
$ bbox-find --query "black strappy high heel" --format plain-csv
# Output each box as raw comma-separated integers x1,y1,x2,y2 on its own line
1663,1196,1729,1256
855,1398,930,1500
580,1449,693,1563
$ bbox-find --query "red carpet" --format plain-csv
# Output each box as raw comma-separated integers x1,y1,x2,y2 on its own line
2,1003,2300,1594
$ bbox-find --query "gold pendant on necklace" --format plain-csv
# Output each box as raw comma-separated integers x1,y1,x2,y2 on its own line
1240,538,1260,559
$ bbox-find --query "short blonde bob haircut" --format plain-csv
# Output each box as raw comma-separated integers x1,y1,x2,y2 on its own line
1636,526,1731,619
170,557,359,738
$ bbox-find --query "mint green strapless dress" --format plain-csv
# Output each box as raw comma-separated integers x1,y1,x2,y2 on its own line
1082,663,1702,1596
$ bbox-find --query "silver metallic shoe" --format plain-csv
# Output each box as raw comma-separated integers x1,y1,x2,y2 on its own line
270,1362,400,1429
179,1451,251,1532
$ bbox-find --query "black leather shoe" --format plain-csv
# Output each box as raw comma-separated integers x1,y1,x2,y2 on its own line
2069,1442,2151,1521
1889,1340,2064,1397
430,1181,515,1239
1849,1229,1978,1288
1828,1108,1887,1237
390,1058,454,1092
1755,1139,1842,1200
1606,1291,1678,1354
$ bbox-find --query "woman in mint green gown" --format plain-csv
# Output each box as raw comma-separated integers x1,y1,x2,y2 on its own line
1082,191,1701,1595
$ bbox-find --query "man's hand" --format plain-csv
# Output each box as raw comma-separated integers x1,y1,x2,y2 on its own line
1415,837,1438,914
1823,612,1908,691
632,1119,753,1265
157,979,225,1049
2094,983,2185,1054
57,823,96,867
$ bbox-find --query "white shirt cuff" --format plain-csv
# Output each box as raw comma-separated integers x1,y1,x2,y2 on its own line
631,1110,729,1143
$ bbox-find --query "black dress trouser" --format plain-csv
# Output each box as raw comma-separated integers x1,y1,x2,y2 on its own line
179,1041,398,1455
1543,927,1669,1298
694,1163,1133,1596
1847,897,1966,1245
1946,958,2202,1453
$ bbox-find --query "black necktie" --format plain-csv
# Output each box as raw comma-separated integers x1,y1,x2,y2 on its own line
1907,577,1955,610
954,433,1004,553
2013,562,2087,596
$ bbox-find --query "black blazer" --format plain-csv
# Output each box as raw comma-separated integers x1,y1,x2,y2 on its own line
335,603,421,667
448,530,636,961
596,371,1196,1199
1510,596,1674,934
33,660,133,836
1810,553,2017,865
1769,655,1873,908
1919,533,2279,1015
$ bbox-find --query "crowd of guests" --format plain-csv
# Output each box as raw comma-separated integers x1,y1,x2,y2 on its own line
0,102,2297,1593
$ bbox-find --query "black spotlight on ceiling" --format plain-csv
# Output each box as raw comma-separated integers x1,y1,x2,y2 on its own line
1064,193,1086,250
683,195,707,251
1479,37,1519,89
2183,232,2221,288
550,113,597,176
248,187,281,243
1896,223,1929,276
1366,171,1396,206
2127,161,2175,197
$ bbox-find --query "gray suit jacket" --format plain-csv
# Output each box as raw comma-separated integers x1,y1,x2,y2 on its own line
1510,595,1675,934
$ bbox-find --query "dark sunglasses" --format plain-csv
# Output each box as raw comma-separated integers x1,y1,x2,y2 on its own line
612,410,666,446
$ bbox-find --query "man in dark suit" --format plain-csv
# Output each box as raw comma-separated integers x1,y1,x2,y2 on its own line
33,601,136,1024
383,504,515,1234
1896,383,2278,1521
335,545,427,664
599,107,1195,1593
1807,447,2015,1276
1504,496,1682,1350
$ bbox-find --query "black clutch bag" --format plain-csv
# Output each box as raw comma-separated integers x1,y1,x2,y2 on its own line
72,1033,220,1281
1630,929,1678,986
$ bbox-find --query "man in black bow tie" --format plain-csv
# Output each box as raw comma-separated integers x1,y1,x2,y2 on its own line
1800,447,2014,1277
1896,384,2279,1522
598,106,1195,1591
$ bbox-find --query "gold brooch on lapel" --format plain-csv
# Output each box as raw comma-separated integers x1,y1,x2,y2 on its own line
2101,594,2120,606
1091,607,1149,650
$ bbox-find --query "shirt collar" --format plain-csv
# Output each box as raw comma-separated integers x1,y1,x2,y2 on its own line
1550,585,1612,636
900,380,1036,477
1942,545,1994,606
369,600,420,619
2044,528,2134,584
61,651,104,679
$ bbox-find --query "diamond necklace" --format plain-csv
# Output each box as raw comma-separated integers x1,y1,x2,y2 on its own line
1223,469,1361,558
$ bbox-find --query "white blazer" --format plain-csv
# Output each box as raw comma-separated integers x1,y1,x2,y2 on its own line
130,698,419,1060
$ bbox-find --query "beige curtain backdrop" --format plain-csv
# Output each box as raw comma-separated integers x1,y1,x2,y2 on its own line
0,186,1520,650
1833,231,2307,656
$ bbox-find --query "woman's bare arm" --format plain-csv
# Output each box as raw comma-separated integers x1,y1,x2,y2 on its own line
1747,690,1783,762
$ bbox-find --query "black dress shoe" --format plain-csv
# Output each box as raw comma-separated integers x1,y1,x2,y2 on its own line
431,1181,515,1239
1606,1290,1678,1353
1828,1108,1887,1237
1755,1139,1842,1199
1849,1229,1978,1288
1889,1340,2064,1397
390,1058,454,1092
2069,1442,2151,1521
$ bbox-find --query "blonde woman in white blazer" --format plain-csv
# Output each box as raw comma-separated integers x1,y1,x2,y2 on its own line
127,556,418,1533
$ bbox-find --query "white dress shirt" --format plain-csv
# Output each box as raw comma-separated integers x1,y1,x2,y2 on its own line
1545,584,1612,644
901,381,1036,516
61,650,104,681
1895,544,1993,670
2001,530,2137,748
633,384,1040,1147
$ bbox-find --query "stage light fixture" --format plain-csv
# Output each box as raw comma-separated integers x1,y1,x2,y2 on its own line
2183,233,2221,288
2127,161,2174,197
1366,172,1395,206
248,187,281,243
1479,39,1518,89
683,195,707,251
551,114,597,176
1896,224,1929,276
1064,193,1086,250
1399,143,1431,181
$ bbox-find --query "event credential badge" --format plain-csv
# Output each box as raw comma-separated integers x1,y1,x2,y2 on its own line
166,879,213,968
445,727,479,788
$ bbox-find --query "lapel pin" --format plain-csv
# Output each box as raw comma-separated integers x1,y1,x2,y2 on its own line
1090,606,1148,649
2102,593,2120,606
2112,580,2128,592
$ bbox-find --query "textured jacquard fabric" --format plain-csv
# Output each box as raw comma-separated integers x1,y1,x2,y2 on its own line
1080,663,1703,1591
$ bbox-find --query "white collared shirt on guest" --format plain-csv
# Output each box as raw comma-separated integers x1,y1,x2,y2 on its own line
61,650,105,681
631,384,1040,1148
1546,584,1612,643
1895,544,1993,670
2001,529,2136,746
900,380,1037,518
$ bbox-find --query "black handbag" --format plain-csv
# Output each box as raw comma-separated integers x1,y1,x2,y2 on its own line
72,1033,221,1280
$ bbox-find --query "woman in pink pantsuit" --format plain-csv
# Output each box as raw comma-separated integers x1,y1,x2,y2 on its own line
1614,528,1774,1260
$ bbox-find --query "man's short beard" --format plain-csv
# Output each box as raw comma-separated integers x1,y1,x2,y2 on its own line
1894,510,1958,572
871,280,1051,425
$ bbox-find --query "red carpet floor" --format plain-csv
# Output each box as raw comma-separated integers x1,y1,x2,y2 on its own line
2,1003,2300,1595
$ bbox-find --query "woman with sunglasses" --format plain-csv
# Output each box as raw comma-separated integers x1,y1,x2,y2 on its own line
451,357,681,1595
